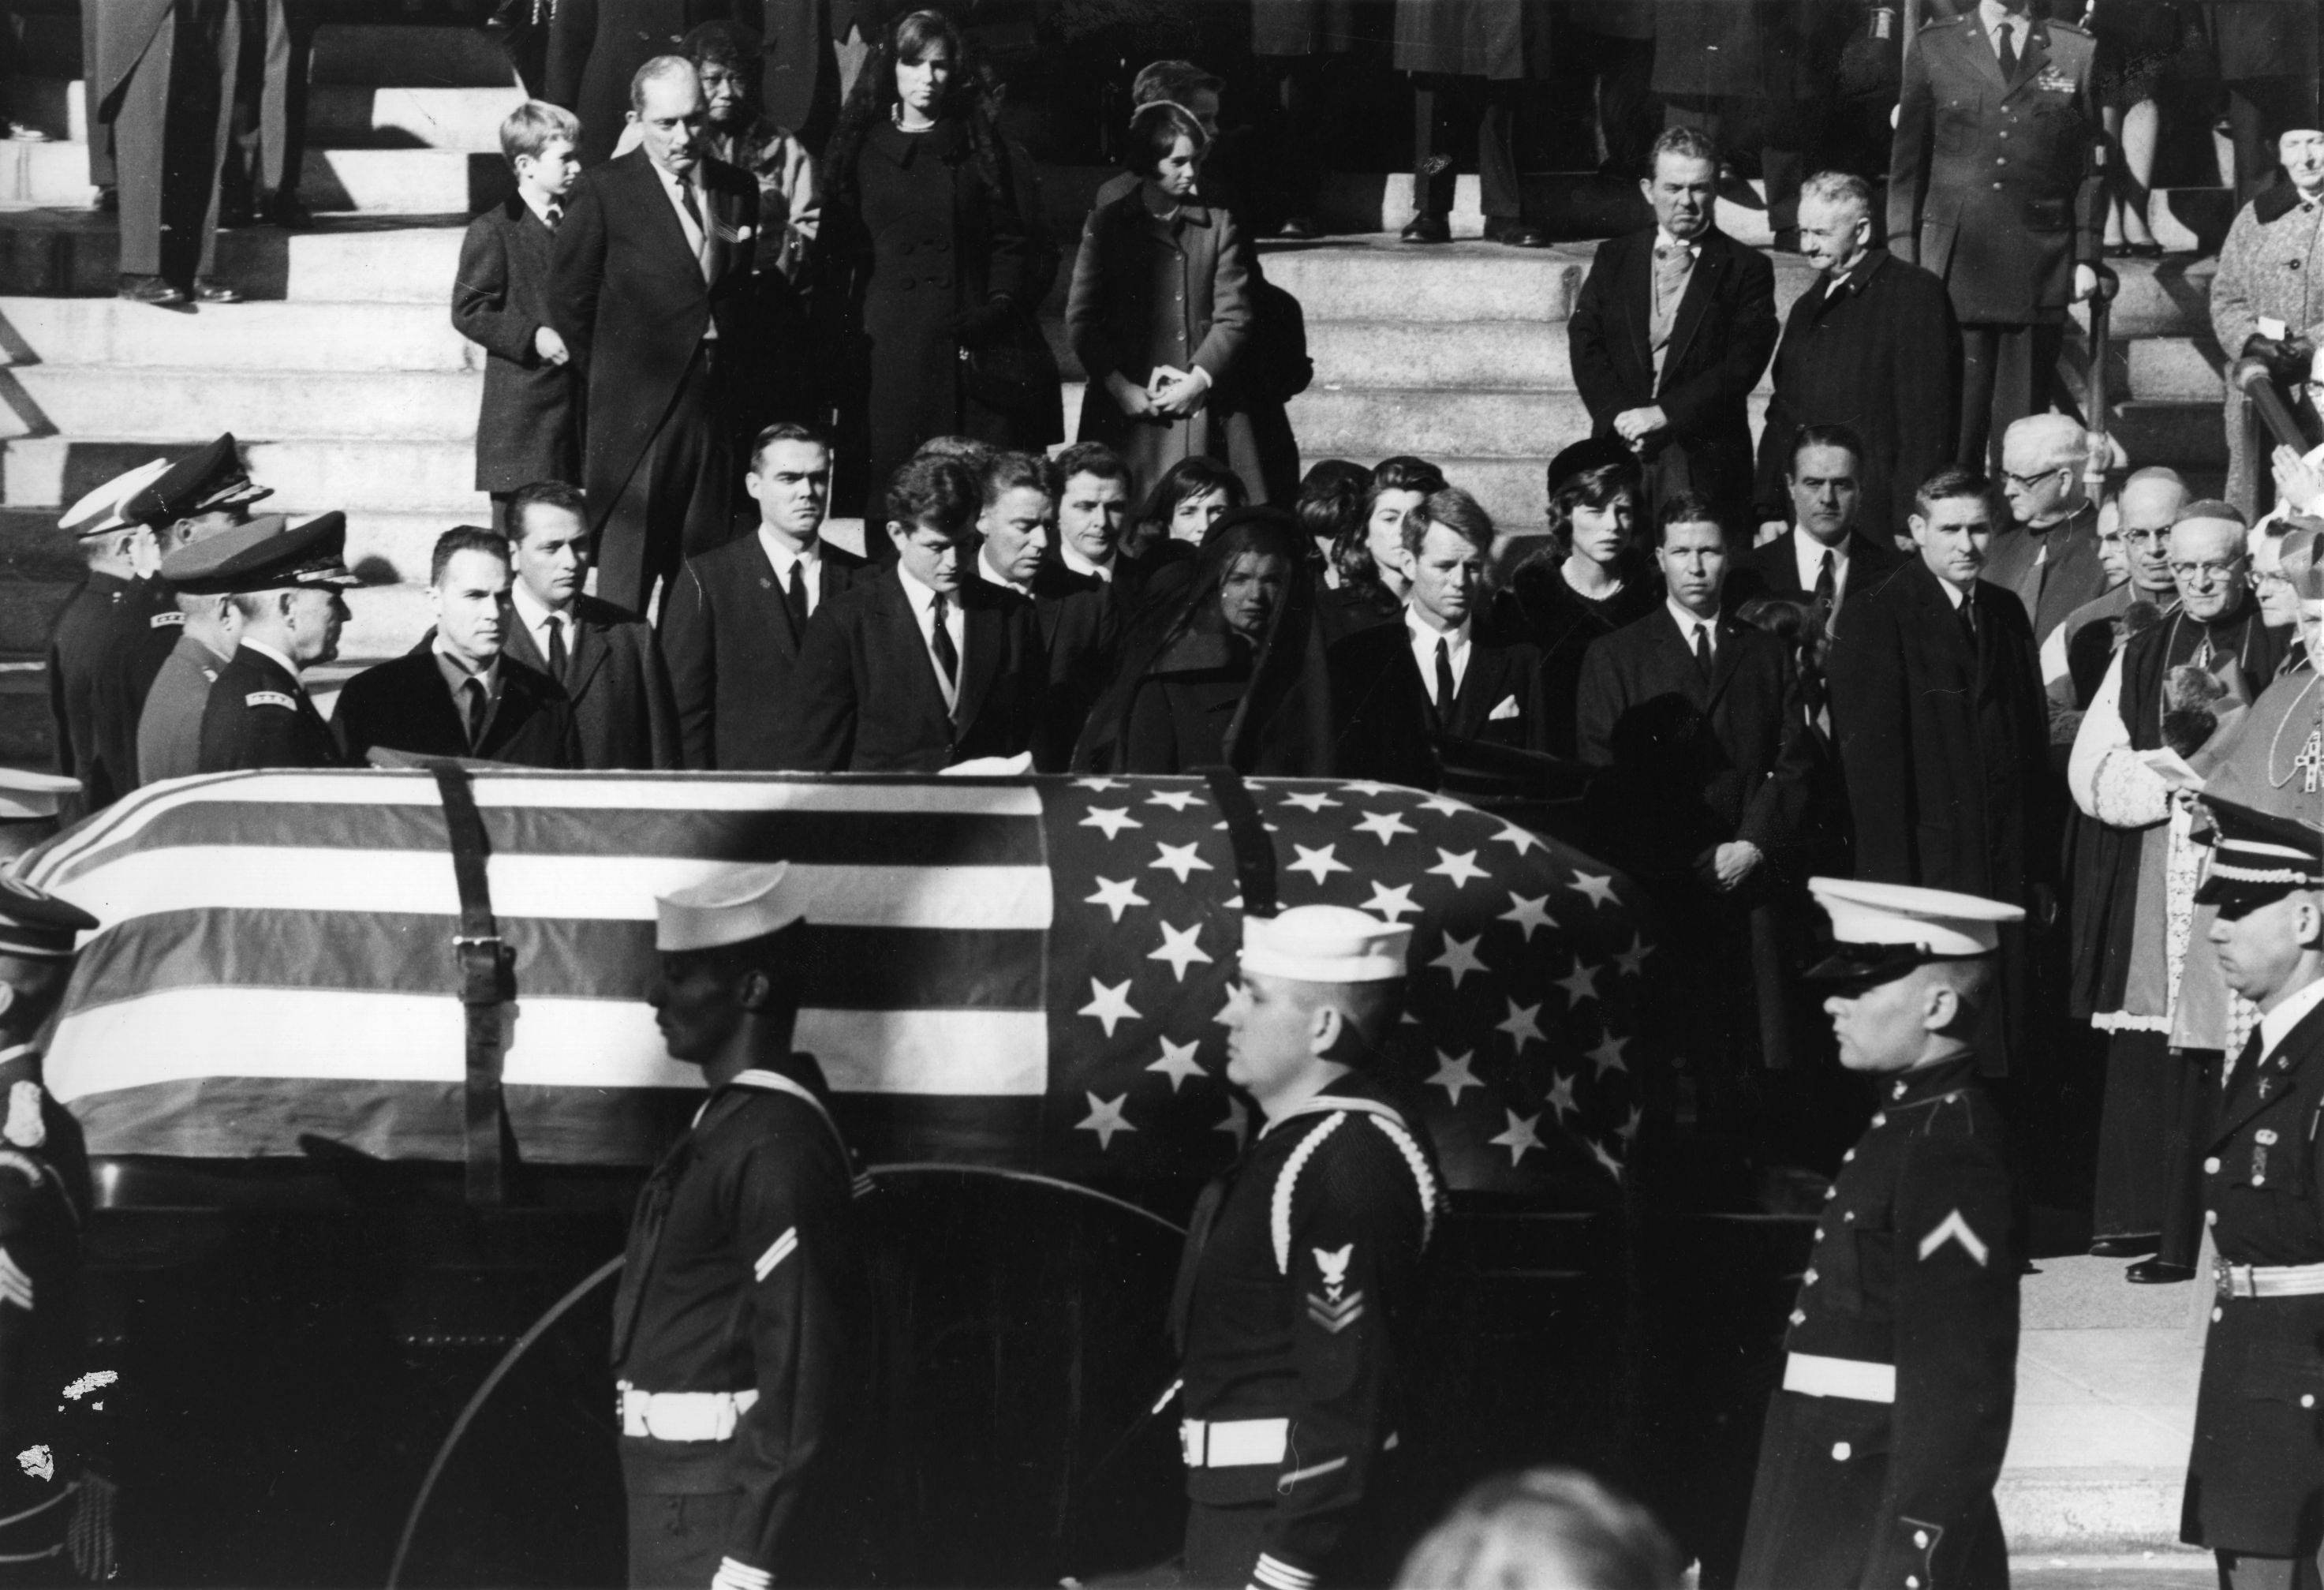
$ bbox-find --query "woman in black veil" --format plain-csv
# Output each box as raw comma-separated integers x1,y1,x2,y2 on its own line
1073,507,1437,785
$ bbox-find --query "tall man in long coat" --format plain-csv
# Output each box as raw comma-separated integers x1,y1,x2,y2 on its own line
1390,0,1554,245
1888,1,2102,469
1568,126,1780,529
90,0,245,304
551,55,760,618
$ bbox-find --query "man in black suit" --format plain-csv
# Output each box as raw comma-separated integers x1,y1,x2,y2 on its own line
550,55,758,618
661,423,869,771
501,481,681,769
781,455,1047,773
972,452,1114,769
1752,172,1961,550
1567,125,1780,527
333,526,576,769
1827,467,2053,1072
1732,425,1907,627
1396,485,1547,755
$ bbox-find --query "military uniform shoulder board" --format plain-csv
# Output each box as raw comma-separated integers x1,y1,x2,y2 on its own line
245,690,298,710
1268,1106,1444,1274
151,611,185,629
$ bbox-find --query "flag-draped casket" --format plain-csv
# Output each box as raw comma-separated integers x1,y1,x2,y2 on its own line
24,770,1660,1194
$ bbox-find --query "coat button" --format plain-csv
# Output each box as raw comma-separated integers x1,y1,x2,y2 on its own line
1871,1113,1886,1128
1907,1579,1921,1589
1843,1149,1855,1162
1804,1269,1818,1285
1831,1442,1851,1461
1993,182,2004,190
2214,1308,2225,1322
2207,1210,2218,1227
2206,1157,2221,1174
1914,1530,1929,1549
2305,1395,2317,1409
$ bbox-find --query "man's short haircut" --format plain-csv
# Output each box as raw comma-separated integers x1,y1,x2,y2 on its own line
980,451,1057,510
630,54,698,114
2174,498,2251,530
887,455,981,535
1915,465,2000,521
506,480,588,546
749,421,832,472
1130,58,1224,107
1125,100,1207,180
1650,124,1719,173
1789,422,1866,477
1403,485,1496,559
914,435,999,476
432,523,512,586
2005,411,2087,470
1921,956,1996,1028
1297,977,1404,1067
1656,491,1726,545
1055,441,1130,489
1394,1467,1683,1590
500,100,581,167
1799,169,1874,222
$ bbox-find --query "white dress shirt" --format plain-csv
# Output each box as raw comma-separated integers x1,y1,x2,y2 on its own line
1667,597,1719,658
1406,606,1472,706
1059,541,1114,583
510,577,573,670
1934,573,1970,611
241,638,306,683
2260,978,2324,1063
758,528,824,619
981,547,1033,600
1978,1,2025,63
518,185,562,228
896,563,964,712
1793,533,1851,605
651,159,717,339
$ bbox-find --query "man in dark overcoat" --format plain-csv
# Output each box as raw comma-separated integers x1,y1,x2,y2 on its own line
1887,1,2102,468
1567,126,1780,529
1735,425,1907,627
90,0,244,303
545,0,757,166
551,55,760,618
1389,0,1554,245
1751,171,1960,548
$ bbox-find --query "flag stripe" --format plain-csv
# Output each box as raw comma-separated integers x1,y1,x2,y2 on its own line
68,909,1045,1012
47,988,1048,1102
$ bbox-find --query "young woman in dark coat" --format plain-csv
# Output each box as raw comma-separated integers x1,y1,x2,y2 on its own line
1505,440,1661,757
816,9,1058,528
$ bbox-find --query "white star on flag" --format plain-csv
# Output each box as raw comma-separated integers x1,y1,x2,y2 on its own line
1616,1106,1643,1143
1419,793,1468,818
1080,806,1142,840
1568,871,1620,907
1429,933,1486,987
1554,960,1600,1006
1545,1072,1579,1121
1146,789,1204,811
1587,1034,1630,1078
1490,1109,1543,1165
1085,877,1150,922
1488,823,1538,855
1149,1037,1206,1092
1353,810,1416,845
1278,789,1341,812
1215,1096,1250,1148
1074,776,1127,791
1500,892,1555,941
1211,818,1280,834
1363,882,1422,921
1429,1049,1481,1105
1077,1092,1136,1150
1615,934,1653,976
1341,780,1398,797
1079,978,1141,1037
1150,842,1212,882
1496,999,1544,1049
1589,1139,1623,1180
1149,922,1213,981
1287,844,1351,883
1427,848,1489,888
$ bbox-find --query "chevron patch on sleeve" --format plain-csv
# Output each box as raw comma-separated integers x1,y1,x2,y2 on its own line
753,1226,799,1282
1306,1289,1364,1334
1917,1210,1990,1266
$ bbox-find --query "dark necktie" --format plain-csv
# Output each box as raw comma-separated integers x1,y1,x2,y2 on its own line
544,614,567,681
678,179,718,284
1434,637,1456,715
1693,622,1713,680
1994,20,2019,78
786,559,810,632
461,677,488,750
929,594,958,687
1814,550,1836,613
1960,590,1979,643
544,200,562,230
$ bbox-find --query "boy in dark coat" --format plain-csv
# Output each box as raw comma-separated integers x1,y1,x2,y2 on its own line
455,101,585,529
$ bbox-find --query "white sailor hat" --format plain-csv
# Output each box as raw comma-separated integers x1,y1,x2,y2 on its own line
58,458,170,540
1241,904,1411,984
655,862,806,952
1804,877,2026,982
0,770,79,823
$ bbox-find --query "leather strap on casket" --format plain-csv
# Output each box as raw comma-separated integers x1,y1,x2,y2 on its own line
1198,765,1279,919
432,765,511,1207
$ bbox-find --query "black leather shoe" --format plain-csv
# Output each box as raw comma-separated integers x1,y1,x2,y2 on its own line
189,277,243,304
1273,215,1320,241
117,274,186,306
2089,1236,2159,1259
263,193,312,228
1484,216,1551,248
1400,213,1451,245
2126,1259,2195,1285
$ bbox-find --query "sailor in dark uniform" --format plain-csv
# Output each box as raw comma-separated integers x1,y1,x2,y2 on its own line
2180,791,2324,1590
45,458,171,824
1737,877,2028,1590
1173,904,1445,1590
194,513,359,774
0,877,111,1583
615,862,870,1590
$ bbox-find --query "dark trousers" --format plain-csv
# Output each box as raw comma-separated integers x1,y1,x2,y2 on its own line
2219,1547,2324,1590
2093,1028,2181,1244
113,0,239,279
592,344,737,620
1258,55,1328,224
227,0,312,209
1579,30,1659,176
626,1488,740,1589
79,1,113,188
1959,321,2067,470
1412,76,1526,220
1183,1502,1267,1590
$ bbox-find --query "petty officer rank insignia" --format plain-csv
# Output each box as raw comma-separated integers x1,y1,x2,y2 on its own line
245,691,297,711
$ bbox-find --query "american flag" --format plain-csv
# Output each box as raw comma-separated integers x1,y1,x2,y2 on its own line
23,769,1660,1191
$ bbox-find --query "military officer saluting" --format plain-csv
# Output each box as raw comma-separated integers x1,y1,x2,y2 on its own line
193,513,359,774
2180,791,2324,1590
46,458,170,822
1173,905,1445,1590
615,863,870,1590
1737,878,2027,1590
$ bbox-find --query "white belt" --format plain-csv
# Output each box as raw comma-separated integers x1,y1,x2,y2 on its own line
1180,1417,1288,1468
618,1384,760,1442
2217,1259,2324,1300
1784,1352,1897,1405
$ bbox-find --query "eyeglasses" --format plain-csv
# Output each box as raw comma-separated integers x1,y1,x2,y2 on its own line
2120,528,2169,548
2169,559,2247,583
1999,467,2063,492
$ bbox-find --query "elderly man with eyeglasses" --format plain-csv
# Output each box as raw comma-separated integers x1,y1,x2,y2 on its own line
1986,413,2114,648
2067,500,2295,1284
2045,466,2190,738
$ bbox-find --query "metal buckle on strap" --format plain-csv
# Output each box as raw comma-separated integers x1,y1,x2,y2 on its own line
2214,1257,2324,1300
1179,1417,1289,1468
618,1387,761,1442
1782,1352,1897,1405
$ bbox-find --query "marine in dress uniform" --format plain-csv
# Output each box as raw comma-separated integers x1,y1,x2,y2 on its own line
45,459,172,826
1172,905,1445,1590
2179,791,2324,1590
1737,878,2027,1590
192,513,360,775
615,862,870,1590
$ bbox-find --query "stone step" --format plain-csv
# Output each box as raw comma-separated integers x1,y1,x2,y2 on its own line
0,436,487,518
0,297,477,372
308,26,517,90
0,213,467,301
2122,338,2224,404
2077,257,2218,342
0,78,526,153
2,366,482,443
2108,400,2228,470
1283,385,1773,462
0,138,508,214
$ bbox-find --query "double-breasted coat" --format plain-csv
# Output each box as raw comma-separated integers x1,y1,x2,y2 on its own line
454,194,581,495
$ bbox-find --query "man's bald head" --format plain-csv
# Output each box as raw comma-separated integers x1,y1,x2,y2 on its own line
2118,468,2188,593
